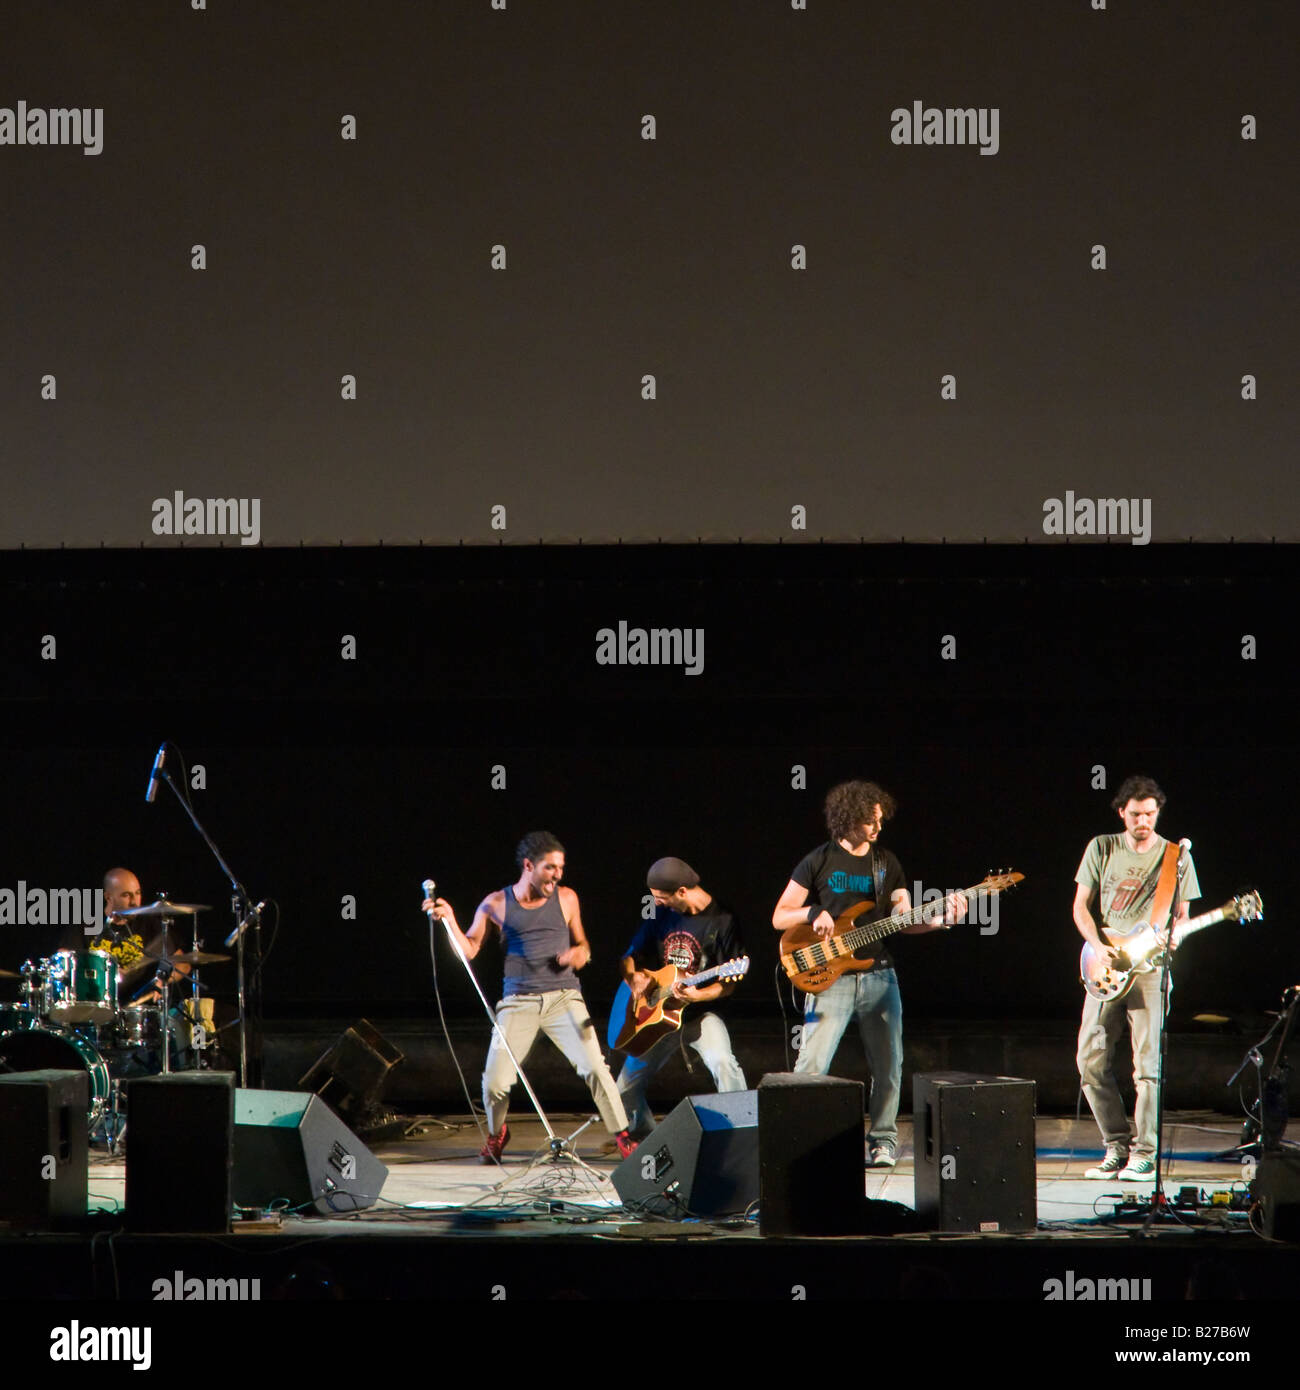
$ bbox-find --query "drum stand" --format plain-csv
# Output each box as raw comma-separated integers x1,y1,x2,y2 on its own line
430,907,612,1205
90,1079,128,1155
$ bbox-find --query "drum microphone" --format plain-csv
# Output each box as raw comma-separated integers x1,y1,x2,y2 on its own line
224,902,265,949
145,743,167,803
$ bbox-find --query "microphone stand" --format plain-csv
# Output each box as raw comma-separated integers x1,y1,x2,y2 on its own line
152,763,263,1088
1144,846,1187,1227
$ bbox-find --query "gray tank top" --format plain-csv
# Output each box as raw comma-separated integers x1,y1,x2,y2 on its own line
501,885,579,996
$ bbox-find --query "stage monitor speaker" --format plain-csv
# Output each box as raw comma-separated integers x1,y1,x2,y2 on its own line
611,1090,758,1218
126,1072,234,1233
0,1068,88,1229
298,1018,404,1128
913,1072,1036,1233
758,1072,864,1236
1254,1150,1300,1242
233,1088,388,1215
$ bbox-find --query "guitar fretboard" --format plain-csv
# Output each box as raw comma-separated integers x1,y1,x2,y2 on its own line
840,885,995,953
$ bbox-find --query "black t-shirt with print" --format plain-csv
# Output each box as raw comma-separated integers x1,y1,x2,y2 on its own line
790,842,906,971
621,899,744,1001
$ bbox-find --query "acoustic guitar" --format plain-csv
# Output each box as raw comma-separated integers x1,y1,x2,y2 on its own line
608,957,749,1056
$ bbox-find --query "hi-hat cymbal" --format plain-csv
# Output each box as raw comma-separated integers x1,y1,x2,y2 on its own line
171,950,231,966
116,900,211,918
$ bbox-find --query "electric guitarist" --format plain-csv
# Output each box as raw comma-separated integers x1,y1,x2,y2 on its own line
1074,776,1200,1182
613,857,747,1141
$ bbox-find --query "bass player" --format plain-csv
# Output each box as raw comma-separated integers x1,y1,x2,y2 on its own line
771,781,965,1169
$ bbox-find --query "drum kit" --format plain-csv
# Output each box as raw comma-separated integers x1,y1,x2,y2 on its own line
0,899,232,1148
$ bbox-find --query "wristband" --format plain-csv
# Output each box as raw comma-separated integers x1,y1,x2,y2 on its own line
807,905,820,925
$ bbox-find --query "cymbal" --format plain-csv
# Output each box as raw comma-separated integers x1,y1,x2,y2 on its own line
171,950,231,966
115,900,211,918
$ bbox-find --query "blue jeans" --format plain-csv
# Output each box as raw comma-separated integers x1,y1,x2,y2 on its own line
616,1012,747,1139
794,968,903,1145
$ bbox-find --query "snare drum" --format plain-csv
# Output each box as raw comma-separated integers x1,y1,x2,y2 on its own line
0,1025,111,1117
45,949,119,1024
116,1004,164,1050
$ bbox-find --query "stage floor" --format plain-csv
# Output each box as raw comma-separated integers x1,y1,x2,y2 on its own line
82,1110,1256,1234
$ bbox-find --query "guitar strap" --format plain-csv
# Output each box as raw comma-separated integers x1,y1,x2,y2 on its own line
1145,839,1182,933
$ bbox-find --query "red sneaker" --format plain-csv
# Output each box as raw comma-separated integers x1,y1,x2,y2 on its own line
479,1124,509,1164
615,1130,638,1160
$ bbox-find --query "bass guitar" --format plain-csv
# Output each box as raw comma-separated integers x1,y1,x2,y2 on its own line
608,957,750,1056
780,871,1023,994
1080,891,1263,1002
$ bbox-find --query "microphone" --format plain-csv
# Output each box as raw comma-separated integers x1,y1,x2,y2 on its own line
1177,837,1192,874
145,743,167,803
224,901,265,949
422,880,439,924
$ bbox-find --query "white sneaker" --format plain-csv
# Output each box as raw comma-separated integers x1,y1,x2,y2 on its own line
1084,1147,1129,1179
1118,1157,1156,1181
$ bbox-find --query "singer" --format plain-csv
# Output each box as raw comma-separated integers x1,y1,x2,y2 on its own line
1072,776,1200,1180
423,831,637,1163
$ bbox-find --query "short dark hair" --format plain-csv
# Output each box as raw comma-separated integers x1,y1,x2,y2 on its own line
1111,776,1166,813
824,781,897,842
516,830,565,871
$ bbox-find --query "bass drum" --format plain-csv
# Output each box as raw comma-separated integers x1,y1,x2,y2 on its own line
0,1026,111,1117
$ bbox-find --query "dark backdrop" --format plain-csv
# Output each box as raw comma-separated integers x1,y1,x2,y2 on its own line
0,543,1289,1033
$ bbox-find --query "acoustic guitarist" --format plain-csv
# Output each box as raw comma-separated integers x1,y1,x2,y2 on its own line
771,781,965,1169
614,857,747,1141
1074,776,1199,1181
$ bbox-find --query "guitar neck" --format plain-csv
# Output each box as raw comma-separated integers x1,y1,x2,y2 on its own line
1172,904,1232,946
651,959,739,1004
840,884,989,952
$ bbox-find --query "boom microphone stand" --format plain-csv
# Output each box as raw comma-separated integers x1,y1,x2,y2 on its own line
421,881,611,1200
146,744,264,1087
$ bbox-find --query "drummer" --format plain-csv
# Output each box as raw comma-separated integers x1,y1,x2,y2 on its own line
75,868,192,1000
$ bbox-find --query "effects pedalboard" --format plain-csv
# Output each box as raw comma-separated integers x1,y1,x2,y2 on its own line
1107,1186,1253,1220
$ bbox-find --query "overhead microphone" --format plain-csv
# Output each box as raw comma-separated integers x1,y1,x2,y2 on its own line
145,743,167,803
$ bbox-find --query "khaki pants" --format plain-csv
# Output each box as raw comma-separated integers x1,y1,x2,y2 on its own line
483,989,629,1136
1077,968,1168,1158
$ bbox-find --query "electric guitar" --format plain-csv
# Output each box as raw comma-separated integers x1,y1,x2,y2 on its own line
607,957,750,1056
1080,891,1263,1002
779,871,1023,994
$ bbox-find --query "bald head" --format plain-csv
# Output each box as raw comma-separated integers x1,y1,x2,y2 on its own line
103,868,142,915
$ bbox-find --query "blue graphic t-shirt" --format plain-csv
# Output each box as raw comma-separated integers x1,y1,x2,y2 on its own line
790,842,906,971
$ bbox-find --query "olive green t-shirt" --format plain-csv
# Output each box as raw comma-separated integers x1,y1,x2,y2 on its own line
1075,833,1200,933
